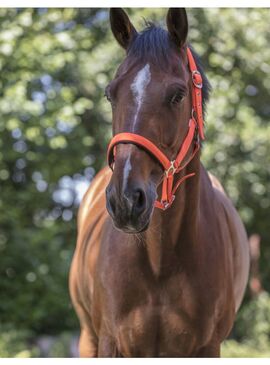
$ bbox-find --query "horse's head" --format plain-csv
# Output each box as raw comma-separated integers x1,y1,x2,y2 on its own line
105,8,201,233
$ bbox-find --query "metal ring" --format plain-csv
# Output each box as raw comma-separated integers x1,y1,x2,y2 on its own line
192,70,203,89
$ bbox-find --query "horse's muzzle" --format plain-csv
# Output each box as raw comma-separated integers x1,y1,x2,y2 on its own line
106,183,154,233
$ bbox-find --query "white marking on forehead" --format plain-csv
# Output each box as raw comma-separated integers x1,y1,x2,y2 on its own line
122,64,150,187
130,63,151,131
122,153,132,192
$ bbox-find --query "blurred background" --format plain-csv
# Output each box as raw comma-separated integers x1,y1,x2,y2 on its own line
0,8,269,358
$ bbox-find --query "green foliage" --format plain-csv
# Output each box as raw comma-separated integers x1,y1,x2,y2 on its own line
0,326,75,357
197,9,270,289
0,9,269,357
0,324,39,357
221,339,270,358
222,292,270,357
234,292,270,347
0,8,111,334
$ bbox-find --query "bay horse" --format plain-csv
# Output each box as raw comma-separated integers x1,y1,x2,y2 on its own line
69,8,250,357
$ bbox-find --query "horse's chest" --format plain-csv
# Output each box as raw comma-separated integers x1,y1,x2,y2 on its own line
113,279,214,357
115,307,195,357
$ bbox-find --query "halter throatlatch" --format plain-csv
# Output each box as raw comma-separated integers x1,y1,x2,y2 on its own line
107,47,204,210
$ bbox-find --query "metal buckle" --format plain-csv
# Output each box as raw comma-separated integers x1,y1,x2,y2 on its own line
165,160,176,177
192,70,203,89
161,195,175,210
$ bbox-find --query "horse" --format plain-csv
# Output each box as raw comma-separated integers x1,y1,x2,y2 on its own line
69,8,250,357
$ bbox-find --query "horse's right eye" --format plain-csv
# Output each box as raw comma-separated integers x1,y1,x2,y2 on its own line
165,84,187,107
170,92,184,105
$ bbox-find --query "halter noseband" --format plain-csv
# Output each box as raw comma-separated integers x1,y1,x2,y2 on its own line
107,47,204,210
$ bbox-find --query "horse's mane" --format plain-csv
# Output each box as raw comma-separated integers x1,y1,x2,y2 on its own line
127,22,211,116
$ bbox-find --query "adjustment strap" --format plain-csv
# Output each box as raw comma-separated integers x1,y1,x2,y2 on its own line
174,118,197,169
176,137,200,173
187,47,205,140
154,173,195,210
172,173,196,196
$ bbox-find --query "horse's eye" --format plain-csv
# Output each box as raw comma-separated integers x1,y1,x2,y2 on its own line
170,92,184,105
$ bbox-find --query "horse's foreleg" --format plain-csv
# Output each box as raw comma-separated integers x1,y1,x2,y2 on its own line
97,333,121,357
79,327,98,357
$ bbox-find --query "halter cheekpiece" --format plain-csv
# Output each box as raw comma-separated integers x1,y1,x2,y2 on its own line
107,47,204,210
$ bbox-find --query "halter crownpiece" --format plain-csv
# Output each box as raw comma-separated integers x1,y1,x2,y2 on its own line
107,47,204,210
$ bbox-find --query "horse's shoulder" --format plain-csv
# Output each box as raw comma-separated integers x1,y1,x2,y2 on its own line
71,167,111,311
77,167,111,231
203,169,249,311
74,166,111,272
206,170,236,219
202,168,245,236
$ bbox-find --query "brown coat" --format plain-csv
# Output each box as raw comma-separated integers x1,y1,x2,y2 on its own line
70,161,249,357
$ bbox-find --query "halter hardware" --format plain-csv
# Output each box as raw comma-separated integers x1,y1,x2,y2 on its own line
165,160,177,177
192,70,203,89
107,47,204,210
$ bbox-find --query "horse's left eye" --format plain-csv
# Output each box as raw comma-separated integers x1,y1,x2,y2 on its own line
170,92,184,105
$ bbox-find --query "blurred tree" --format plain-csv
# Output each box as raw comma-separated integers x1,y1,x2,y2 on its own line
0,8,113,334
0,8,269,336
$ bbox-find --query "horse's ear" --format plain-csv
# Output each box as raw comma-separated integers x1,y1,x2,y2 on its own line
166,8,188,48
110,8,137,50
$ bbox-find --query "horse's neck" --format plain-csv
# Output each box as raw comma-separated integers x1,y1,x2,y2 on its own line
142,155,201,277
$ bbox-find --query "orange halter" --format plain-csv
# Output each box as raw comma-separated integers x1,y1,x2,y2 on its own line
107,47,204,210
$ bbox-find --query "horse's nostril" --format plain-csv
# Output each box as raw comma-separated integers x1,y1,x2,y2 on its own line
133,188,146,213
107,183,148,227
